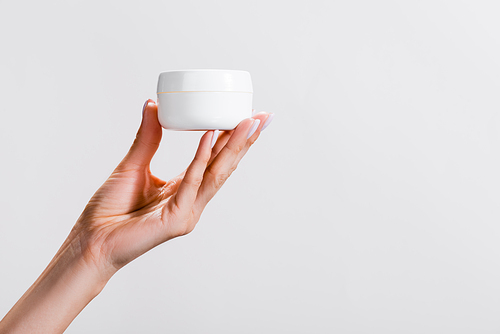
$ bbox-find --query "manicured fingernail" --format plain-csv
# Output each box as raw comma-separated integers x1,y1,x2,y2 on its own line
247,119,260,139
261,113,274,132
142,100,155,116
211,129,219,148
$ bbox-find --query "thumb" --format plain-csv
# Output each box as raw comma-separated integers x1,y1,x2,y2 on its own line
121,99,162,168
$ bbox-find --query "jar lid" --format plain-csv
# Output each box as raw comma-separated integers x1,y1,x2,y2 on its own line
157,69,253,94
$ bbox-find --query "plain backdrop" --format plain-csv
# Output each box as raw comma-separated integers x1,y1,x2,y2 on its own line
1,1,500,333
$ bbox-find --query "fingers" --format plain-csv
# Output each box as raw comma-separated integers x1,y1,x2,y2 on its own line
208,130,233,164
230,112,269,168
208,113,269,164
193,117,262,211
121,100,162,169
173,130,215,210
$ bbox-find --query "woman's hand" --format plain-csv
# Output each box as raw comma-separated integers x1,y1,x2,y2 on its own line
0,100,273,334
72,100,272,277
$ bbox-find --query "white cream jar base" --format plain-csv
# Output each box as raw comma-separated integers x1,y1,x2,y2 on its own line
157,70,253,131
157,91,252,130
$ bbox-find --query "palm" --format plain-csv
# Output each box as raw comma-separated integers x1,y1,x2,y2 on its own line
78,167,183,269
72,101,267,272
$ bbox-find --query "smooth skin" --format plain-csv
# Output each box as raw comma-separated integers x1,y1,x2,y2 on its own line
0,100,273,334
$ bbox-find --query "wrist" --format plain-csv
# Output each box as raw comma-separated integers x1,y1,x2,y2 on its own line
0,236,112,333
61,230,117,291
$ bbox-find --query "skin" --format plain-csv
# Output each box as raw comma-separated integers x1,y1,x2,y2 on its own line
0,100,272,334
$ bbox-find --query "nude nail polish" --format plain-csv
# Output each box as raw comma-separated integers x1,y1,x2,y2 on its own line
247,119,260,139
211,130,219,148
261,113,274,132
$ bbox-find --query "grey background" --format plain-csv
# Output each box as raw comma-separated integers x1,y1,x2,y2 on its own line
1,1,500,332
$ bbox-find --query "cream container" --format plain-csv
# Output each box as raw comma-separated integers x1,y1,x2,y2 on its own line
157,69,253,130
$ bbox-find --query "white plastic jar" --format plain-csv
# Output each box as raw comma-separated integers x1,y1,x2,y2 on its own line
157,69,253,130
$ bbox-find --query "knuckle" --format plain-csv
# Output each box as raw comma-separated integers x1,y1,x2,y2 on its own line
226,142,244,155
248,135,258,145
184,175,203,187
136,134,160,150
207,167,229,188
228,164,238,175
215,173,229,188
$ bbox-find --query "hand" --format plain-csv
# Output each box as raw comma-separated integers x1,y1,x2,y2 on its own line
0,100,273,334
70,100,272,277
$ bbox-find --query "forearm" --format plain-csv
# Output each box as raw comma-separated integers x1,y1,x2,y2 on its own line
0,239,110,334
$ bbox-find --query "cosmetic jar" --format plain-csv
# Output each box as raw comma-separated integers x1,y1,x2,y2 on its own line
157,69,253,130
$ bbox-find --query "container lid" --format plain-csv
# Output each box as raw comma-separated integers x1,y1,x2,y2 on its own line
157,69,253,93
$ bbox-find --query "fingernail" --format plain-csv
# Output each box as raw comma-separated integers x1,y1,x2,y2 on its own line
252,109,256,116
142,99,154,116
261,113,275,132
211,129,219,148
246,119,260,139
